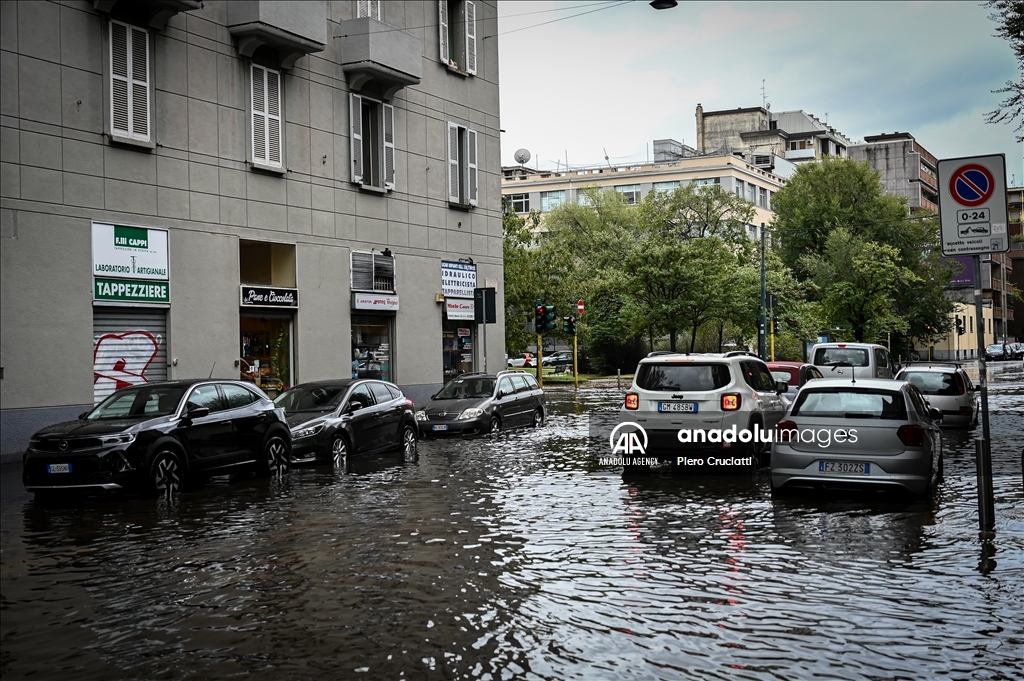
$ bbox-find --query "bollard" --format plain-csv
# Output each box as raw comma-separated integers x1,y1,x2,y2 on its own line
617,369,621,391
975,439,995,539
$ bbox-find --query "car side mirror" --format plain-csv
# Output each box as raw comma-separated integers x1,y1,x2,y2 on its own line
929,407,943,422
776,381,789,394
430,394,436,400
185,405,210,419
78,411,90,420
348,400,363,413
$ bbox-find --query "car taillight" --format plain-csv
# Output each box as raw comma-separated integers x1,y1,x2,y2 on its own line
897,424,925,447
624,393,639,410
406,399,415,408
955,373,966,396
721,393,741,411
776,419,798,442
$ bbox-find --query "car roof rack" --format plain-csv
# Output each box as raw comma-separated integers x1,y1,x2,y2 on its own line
647,350,680,357
723,350,759,358
902,361,963,369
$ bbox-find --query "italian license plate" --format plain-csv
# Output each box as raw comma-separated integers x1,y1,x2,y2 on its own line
658,402,697,413
47,463,72,474
819,461,869,474
431,425,449,432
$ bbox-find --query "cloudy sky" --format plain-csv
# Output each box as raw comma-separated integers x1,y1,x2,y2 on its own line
494,0,1024,183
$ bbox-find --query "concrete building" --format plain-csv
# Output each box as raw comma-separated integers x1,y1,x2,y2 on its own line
0,0,504,461
1006,186,1023,341
920,301,993,361
848,132,939,212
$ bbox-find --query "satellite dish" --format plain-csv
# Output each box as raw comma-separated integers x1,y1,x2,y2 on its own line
514,148,531,165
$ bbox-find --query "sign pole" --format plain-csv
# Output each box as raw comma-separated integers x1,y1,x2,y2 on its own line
973,255,995,537
482,294,488,374
537,335,543,388
573,334,578,390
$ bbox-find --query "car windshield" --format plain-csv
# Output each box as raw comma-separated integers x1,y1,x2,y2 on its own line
814,348,870,367
636,363,732,391
986,344,1003,352
771,370,795,384
434,376,496,400
87,385,185,420
793,388,906,419
902,371,960,396
274,385,349,412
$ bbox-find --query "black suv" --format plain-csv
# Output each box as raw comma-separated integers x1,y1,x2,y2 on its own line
22,380,291,499
416,371,546,435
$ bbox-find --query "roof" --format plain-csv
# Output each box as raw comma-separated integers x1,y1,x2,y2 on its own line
702,106,769,117
800,378,907,390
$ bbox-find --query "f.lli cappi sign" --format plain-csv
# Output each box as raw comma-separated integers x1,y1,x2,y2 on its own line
937,155,1008,256
92,222,169,280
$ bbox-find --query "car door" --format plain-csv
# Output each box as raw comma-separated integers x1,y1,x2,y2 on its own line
741,361,785,429
874,347,892,378
179,383,233,469
345,383,379,454
369,381,402,450
495,376,518,427
509,374,532,426
220,382,270,460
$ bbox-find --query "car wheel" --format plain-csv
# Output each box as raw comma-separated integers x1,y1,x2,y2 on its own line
260,435,289,477
151,449,183,498
401,424,418,458
532,408,544,428
489,415,501,435
330,434,349,469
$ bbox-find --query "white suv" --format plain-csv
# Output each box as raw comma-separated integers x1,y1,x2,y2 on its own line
618,352,789,468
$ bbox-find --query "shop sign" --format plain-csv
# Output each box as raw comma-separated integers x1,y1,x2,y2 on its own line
441,260,477,298
94,277,170,304
353,292,400,311
92,222,169,281
457,327,471,337
446,298,474,320
241,285,299,308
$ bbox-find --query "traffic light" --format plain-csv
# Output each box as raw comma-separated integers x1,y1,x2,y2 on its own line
567,316,577,335
955,317,965,336
542,305,557,333
535,300,545,330
925,324,934,335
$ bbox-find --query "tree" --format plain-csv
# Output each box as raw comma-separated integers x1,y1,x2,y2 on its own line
502,205,542,353
984,0,1024,142
638,183,756,249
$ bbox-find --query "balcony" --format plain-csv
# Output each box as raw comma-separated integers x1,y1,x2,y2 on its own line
337,18,422,98
93,0,202,29
228,0,327,70
784,148,816,160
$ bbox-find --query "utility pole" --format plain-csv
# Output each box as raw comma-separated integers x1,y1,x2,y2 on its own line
759,222,767,360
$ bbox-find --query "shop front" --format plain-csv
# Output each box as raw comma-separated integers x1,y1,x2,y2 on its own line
239,240,297,398
351,294,397,382
441,260,477,382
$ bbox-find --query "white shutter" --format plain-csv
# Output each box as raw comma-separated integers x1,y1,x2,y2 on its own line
350,93,363,184
351,251,375,290
129,27,149,139
447,122,460,203
357,0,370,18
266,68,281,166
383,103,395,191
438,0,449,65
93,309,168,405
467,128,478,206
371,0,381,20
251,65,267,163
110,21,130,137
465,1,477,75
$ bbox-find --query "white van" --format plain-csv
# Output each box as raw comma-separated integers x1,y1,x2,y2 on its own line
810,342,893,380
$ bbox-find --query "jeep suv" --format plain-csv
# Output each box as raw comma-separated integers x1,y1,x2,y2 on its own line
618,353,788,467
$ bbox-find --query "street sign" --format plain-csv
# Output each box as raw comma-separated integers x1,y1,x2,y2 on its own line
577,299,584,317
938,155,1008,256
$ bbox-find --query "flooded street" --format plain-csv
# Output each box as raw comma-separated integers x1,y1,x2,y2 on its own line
2,366,1022,680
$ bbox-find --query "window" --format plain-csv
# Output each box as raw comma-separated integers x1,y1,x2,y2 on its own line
735,180,744,197
758,187,767,208
635,363,732,391
615,184,641,205
351,251,396,292
251,64,282,168
653,181,680,194
575,189,594,207
447,122,478,206
350,94,395,190
693,177,720,188
109,20,150,141
767,190,772,210
540,190,565,212
357,0,381,19
509,193,529,213
498,377,515,396
439,0,477,75
187,385,224,412
369,382,394,404
747,183,756,203
223,383,259,409
348,384,375,409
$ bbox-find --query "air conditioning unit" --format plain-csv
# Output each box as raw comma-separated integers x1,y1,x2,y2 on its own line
752,154,773,169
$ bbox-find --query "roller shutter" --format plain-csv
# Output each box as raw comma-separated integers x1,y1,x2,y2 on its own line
92,308,168,404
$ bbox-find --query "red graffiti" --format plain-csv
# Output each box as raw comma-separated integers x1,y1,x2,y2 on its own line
93,330,160,395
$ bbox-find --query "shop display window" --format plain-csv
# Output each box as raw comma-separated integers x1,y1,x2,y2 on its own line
443,319,474,381
352,315,392,381
240,316,292,397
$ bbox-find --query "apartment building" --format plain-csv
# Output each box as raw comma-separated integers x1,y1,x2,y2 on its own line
1007,186,1023,341
848,132,939,212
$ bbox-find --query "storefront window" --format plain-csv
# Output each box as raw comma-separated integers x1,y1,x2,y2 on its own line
352,315,392,381
443,319,474,381
240,315,292,398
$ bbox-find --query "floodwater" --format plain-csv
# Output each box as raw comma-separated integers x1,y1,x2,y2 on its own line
2,366,1022,680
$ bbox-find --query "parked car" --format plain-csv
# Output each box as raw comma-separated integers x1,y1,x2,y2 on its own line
416,371,546,435
507,353,536,368
767,361,824,407
274,379,418,467
1008,342,1024,360
619,352,789,469
810,342,894,380
895,364,978,428
985,343,1007,361
541,350,573,367
770,378,943,497
22,380,292,499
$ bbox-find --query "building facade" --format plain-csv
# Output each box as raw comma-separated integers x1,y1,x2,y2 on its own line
848,132,939,212
0,0,504,461
1006,185,1023,342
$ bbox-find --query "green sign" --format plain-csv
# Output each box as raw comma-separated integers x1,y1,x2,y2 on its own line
114,225,149,249
94,277,170,303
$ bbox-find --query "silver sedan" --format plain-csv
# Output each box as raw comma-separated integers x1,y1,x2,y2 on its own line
770,378,943,497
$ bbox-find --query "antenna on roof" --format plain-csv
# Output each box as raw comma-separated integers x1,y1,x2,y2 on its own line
208,361,216,379
603,148,612,169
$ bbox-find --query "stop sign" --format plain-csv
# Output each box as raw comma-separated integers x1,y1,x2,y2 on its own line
577,299,584,317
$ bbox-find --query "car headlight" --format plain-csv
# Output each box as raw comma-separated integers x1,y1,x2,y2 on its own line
457,408,484,420
415,410,428,422
99,433,136,446
291,423,325,439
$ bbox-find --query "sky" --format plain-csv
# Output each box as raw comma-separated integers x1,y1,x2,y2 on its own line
494,0,1024,184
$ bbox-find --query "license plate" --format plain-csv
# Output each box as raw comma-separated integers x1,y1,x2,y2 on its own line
658,402,697,413
47,463,72,474
819,461,869,474
431,425,449,432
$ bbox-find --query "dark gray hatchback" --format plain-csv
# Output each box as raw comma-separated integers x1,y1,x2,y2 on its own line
416,371,546,435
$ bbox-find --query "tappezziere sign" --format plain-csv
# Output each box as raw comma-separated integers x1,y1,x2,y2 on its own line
92,222,170,304
937,155,1008,256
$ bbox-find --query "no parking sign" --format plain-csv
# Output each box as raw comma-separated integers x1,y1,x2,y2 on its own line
937,154,1008,256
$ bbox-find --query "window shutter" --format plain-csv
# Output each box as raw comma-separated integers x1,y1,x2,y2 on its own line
129,27,149,139
266,68,281,166
447,122,460,203
251,65,267,163
351,251,375,290
467,128,478,206
373,255,396,292
371,0,381,20
358,0,369,18
350,93,363,184
438,0,449,64
465,1,477,75
383,103,395,191
110,21,130,137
